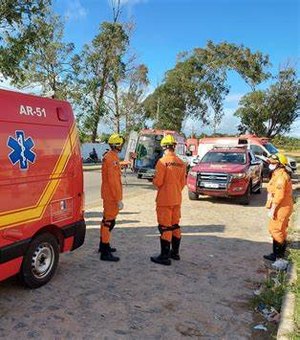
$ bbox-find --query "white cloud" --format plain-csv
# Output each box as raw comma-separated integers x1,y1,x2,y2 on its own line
0,76,43,95
108,0,147,17
183,108,240,136
119,0,147,5
224,93,244,105
65,0,87,21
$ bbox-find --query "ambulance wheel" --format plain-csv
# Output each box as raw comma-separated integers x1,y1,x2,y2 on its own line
21,233,59,288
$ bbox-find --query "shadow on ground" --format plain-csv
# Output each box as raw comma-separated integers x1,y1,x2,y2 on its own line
0,225,276,339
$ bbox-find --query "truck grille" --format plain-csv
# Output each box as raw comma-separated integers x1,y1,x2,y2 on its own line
197,172,229,190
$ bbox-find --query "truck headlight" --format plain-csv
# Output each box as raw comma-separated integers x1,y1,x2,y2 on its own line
231,173,246,179
189,171,197,178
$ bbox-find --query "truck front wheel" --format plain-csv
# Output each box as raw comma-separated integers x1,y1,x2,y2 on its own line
20,232,59,289
239,184,251,205
188,191,199,200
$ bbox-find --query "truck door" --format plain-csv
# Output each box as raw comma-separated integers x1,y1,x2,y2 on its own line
124,131,139,163
248,150,261,186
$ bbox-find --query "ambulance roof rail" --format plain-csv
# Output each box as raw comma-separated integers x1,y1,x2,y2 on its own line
212,144,247,149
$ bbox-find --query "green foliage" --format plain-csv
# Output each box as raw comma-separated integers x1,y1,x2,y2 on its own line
235,68,300,137
98,133,110,143
289,248,300,337
13,10,75,99
272,136,300,151
74,21,129,142
203,41,271,90
143,41,270,132
120,64,149,132
252,271,287,312
0,0,51,81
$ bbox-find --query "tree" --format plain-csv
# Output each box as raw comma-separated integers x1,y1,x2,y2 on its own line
120,64,149,132
203,41,271,91
143,41,270,132
15,11,75,99
235,68,300,137
0,0,50,81
74,21,129,142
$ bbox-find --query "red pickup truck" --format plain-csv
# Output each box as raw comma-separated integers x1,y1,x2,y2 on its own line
187,146,263,205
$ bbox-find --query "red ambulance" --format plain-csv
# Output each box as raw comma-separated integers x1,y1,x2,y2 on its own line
0,89,86,288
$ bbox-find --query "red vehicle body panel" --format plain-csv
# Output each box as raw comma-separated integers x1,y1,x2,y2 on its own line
0,89,85,282
187,147,262,199
193,135,274,157
186,138,198,156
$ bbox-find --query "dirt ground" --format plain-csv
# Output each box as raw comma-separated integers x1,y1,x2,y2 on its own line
1,174,299,339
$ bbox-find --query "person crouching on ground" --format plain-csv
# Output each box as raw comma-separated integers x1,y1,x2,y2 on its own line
264,153,293,262
151,135,186,265
99,133,125,262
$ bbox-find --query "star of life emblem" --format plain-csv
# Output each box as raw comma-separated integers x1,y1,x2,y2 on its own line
7,131,36,170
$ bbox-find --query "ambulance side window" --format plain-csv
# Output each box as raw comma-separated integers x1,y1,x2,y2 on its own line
176,144,185,155
250,145,267,157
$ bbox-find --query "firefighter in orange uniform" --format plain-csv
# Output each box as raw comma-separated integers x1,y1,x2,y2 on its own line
151,135,186,265
99,133,125,262
264,153,293,262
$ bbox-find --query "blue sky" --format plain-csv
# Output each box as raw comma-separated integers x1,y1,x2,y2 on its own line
9,0,300,136
54,0,299,136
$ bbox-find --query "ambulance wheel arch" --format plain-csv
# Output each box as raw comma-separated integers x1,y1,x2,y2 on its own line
34,225,65,251
20,232,59,288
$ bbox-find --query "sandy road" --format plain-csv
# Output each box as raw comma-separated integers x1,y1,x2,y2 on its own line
0,173,299,339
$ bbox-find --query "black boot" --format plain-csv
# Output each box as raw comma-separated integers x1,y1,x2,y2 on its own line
263,239,280,261
100,242,120,262
277,241,287,258
170,237,181,260
151,239,171,265
98,242,116,253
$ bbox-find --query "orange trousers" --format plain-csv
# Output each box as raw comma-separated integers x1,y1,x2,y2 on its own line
156,205,181,242
268,205,292,243
101,200,119,244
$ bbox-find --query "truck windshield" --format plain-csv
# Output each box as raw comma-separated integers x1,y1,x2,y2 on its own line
135,135,163,169
264,143,278,154
201,152,246,164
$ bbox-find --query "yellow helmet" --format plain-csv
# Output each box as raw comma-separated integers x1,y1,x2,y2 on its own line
108,133,124,146
160,134,177,147
269,153,288,166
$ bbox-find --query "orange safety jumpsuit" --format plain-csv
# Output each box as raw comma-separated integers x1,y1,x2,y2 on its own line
153,150,186,242
266,167,293,244
100,150,122,244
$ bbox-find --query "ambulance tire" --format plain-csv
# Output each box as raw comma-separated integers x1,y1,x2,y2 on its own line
20,233,59,289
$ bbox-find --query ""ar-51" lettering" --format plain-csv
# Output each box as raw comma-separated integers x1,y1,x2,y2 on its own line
19,105,47,118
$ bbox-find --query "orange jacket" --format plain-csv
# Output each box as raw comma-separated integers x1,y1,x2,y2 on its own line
153,150,186,206
266,168,293,210
101,150,122,201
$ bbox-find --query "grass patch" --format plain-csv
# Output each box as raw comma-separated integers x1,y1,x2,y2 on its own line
289,249,300,337
251,270,288,312
288,198,300,338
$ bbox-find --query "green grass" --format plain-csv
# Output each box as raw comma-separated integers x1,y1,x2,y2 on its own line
289,248,300,338
251,271,288,311
288,199,300,339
